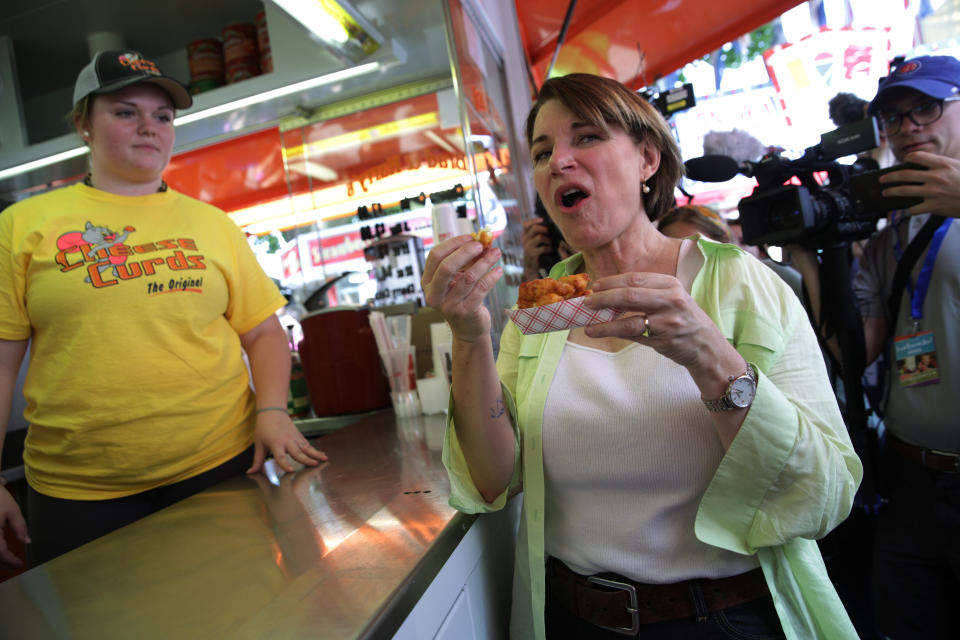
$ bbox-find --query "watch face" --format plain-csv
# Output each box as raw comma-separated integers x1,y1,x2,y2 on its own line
729,376,756,408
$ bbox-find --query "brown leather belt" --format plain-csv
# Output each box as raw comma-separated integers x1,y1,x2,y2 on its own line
545,557,769,635
889,434,960,473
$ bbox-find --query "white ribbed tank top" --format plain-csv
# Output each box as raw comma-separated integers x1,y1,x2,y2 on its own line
542,340,760,582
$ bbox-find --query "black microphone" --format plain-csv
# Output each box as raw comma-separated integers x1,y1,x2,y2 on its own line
684,155,742,182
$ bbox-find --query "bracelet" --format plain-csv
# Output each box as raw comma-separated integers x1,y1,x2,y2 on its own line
256,406,288,415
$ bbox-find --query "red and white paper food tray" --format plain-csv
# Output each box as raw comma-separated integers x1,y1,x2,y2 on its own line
506,297,624,335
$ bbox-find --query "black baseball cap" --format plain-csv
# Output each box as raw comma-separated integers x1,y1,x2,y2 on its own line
73,50,192,109
868,55,960,115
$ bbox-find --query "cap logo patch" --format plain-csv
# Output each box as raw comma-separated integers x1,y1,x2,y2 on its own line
897,61,922,75
117,53,160,76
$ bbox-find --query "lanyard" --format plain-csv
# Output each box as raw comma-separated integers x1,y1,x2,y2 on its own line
893,217,953,321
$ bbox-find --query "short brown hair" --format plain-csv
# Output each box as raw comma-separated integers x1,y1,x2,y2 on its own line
658,204,731,243
525,73,684,221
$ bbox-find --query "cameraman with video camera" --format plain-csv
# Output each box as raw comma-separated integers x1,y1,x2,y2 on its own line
795,55,960,639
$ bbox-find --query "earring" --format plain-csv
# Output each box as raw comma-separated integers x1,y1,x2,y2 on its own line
642,182,651,194
83,130,90,138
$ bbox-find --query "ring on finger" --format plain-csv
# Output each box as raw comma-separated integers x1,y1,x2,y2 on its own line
643,317,652,338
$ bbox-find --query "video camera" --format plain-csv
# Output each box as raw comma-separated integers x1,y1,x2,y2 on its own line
640,83,697,119
685,118,924,248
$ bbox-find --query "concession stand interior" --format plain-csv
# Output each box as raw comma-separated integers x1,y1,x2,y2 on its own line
0,0,877,637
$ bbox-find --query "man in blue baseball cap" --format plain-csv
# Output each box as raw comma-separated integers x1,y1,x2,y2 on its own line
853,54,960,639
789,52,960,639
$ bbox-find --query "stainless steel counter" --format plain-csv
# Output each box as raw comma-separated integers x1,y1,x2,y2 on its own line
0,410,474,639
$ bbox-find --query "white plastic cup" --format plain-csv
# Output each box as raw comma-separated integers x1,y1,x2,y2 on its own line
431,203,459,245
416,376,449,414
391,390,422,417
455,215,474,236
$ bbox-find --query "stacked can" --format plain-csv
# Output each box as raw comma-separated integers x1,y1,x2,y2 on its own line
187,39,225,94
256,10,273,73
222,22,260,84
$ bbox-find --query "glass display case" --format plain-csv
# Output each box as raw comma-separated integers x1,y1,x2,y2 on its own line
229,0,533,342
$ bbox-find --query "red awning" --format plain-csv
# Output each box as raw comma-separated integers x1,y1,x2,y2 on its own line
516,0,805,89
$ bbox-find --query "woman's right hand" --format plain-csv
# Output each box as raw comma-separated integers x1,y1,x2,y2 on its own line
421,235,502,342
0,486,29,569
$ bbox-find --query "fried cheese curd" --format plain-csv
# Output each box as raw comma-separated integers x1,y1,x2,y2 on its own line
517,273,592,309
471,226,493,249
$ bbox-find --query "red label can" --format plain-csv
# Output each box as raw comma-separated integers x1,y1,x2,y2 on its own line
187,39,225,83
222,23,258,66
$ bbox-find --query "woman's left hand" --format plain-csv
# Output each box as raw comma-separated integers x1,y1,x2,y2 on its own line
584,271,752,447
582,272,739,378
248,411,328,475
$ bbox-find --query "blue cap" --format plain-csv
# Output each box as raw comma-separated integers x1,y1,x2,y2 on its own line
868,55,960,115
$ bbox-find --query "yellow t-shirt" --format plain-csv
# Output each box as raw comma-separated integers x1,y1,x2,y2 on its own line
0,183,287,499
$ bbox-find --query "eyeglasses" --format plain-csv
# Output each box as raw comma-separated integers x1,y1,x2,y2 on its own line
876,96,960,136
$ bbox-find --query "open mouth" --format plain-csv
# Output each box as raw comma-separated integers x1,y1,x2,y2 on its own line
559,187,589,208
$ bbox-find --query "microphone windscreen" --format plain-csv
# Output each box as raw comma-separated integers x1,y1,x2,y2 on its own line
684,155,740,182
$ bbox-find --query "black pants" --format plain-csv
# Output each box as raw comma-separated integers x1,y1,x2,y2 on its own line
872,449,960,639
26,446,254,567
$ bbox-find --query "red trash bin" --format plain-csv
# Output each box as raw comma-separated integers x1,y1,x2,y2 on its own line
298,306,391,416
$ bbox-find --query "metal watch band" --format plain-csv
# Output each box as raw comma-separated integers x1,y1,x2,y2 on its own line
703,395,736,412
702,363,756,412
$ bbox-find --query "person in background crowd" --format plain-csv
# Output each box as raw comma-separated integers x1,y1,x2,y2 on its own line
422,72,861,639
0,51,326,569
725,217,760,258
657,203,732,243
794,54,960,638
727,219,804,302
829,92,870,128
521,196,574,280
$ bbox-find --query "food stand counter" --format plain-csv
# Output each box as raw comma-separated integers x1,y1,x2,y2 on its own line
0,411,517,639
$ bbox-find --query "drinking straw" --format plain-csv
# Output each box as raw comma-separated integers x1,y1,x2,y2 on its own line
368,311,393,354
387,314,411,348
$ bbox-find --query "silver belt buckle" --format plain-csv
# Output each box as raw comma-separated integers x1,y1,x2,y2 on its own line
586,576,640,635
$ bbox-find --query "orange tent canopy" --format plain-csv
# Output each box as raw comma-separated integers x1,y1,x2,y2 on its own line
515,0,805,89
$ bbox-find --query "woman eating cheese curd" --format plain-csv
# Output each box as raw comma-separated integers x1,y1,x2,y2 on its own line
0,51,326,570
422,74,862,640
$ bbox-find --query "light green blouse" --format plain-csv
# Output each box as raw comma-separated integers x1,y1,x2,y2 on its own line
442,238,862,640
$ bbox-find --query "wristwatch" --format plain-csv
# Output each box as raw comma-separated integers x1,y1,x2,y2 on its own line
702,363,757,412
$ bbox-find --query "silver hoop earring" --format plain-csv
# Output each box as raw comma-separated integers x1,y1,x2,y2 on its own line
642,182,651,194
